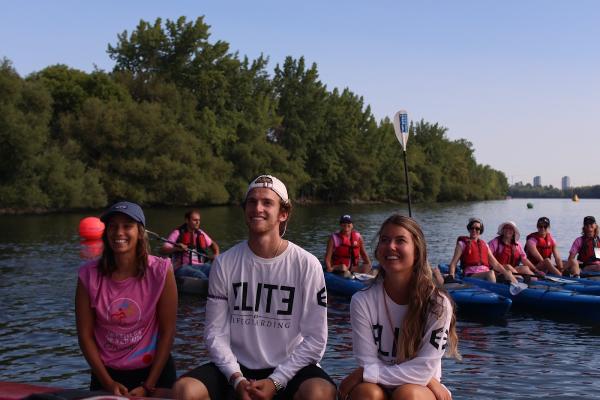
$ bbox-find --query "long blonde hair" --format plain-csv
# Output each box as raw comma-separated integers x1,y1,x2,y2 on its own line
374,214,460,361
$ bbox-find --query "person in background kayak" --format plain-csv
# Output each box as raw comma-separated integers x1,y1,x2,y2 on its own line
339,214,459,400
525,217,565,276
324,214,372,278
447,218,526,292
160,209,219,279
566,216,600,276
75,201,177,397
173,175,336,400
488,221,543,281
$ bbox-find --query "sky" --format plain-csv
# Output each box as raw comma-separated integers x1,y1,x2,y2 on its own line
3,1,599,188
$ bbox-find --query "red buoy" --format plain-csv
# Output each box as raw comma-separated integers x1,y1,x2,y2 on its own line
79,217,105,240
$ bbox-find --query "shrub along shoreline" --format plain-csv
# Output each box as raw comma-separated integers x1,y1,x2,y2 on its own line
0,16,508,212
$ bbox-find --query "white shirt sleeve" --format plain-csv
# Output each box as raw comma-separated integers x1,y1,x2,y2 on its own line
204,256,241,380
270,256,328,385
352,291,452,387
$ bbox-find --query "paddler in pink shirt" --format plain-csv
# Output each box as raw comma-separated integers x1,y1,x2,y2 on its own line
76,201,177,397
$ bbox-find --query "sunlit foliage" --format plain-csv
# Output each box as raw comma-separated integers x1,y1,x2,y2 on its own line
0,17,510,210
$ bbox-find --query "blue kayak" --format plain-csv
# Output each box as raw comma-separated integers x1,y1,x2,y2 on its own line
541,274,600,287
438,264,600,295
461,276,600,323
175,263,211,296
324,271,512,319
581,270,600,280
444,282,512,320
324,271,370,297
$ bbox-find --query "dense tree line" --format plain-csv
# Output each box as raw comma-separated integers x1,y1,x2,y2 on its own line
509,183,600,199
0,16,509,211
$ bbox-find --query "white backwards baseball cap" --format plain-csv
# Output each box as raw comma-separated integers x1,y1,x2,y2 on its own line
245,175,289,204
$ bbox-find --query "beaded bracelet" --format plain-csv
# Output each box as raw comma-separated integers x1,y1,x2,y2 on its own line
232,375,246,391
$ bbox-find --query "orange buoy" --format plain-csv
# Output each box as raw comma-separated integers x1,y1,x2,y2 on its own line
79,217,105,240
80,239,104,259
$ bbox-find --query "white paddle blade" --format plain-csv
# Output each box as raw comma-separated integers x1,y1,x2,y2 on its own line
393,110,409,150
509,282,528,296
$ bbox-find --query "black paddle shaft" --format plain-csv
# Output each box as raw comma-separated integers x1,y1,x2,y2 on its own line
402,149,412,217
145,229,210,259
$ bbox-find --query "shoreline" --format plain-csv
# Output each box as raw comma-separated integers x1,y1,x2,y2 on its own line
0,197,529,216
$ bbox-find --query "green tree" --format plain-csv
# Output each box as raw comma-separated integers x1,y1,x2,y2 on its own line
272,57,328,168
0,59,106,208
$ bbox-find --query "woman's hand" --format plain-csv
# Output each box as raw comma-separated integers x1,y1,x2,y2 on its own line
338,367,363,400
106,380,128,395
129,385,146,397
427,378,451,400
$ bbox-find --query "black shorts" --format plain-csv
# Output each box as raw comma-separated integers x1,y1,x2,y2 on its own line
180,362,335,400
90,354,177,391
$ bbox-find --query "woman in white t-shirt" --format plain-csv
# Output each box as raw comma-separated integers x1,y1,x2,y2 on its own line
339,214,460,400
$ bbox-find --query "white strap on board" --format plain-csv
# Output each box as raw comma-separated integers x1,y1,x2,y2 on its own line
353,273,374,282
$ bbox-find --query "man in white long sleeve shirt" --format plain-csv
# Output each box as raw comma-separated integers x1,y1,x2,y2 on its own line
174,175,336,400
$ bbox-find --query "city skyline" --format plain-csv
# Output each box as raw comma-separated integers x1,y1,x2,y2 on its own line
562,176,571,191
3,1,599,188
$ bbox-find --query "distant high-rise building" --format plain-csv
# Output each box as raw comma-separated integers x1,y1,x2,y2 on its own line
562,176,571,191
533,176,542,187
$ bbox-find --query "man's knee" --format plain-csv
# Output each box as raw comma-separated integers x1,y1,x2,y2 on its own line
349,382,386,400
173,377,209,400
294,377,336,400
392,384,435,400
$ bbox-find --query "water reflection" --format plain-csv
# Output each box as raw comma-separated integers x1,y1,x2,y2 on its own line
79,240,103,260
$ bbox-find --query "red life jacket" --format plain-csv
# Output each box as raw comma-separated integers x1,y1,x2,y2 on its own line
177,224,208,265
577,235,600,264
526,232,554,260
332,231,361,267
492,237,520,267
458,236,489,267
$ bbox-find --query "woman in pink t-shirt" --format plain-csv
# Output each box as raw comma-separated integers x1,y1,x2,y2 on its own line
567,216,600,276
75,201,177,397
488,221,542,280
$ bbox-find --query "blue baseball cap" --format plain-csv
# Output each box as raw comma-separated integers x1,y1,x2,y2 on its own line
100,201,146,226
340,214,353,224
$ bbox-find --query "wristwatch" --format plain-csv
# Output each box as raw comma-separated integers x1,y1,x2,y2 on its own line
269,377,284,392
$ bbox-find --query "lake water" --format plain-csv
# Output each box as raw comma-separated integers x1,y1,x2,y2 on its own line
1,198,600,398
